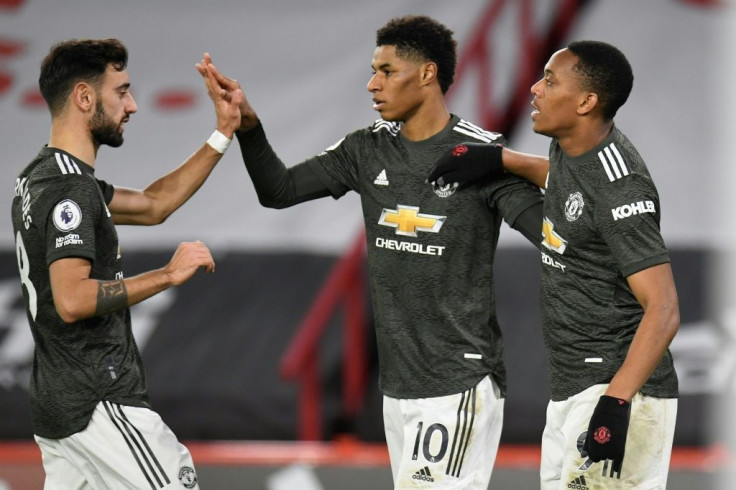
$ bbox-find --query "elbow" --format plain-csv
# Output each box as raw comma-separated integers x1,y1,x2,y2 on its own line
152,213,168,225
117,211,167,227
138,198,172,225
257,194,289,209
668,304,680,339
54,300,85,324
144,207,170,225
659,300,680,342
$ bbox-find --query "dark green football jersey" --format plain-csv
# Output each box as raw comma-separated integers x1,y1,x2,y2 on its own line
11,147,149,439
305,115,542,399
540,127,678,401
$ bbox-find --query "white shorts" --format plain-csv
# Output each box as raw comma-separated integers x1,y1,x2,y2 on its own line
35,401,198,490
540,384,677,490
383,375,504,489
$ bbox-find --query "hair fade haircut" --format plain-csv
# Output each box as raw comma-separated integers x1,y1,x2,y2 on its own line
567,40,633,120
376,15,457,94
39,38,128,116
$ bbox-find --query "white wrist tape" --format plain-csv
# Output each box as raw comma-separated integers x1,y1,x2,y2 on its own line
206,130,232,154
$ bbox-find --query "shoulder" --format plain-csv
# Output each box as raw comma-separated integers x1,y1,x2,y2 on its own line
590,135,660,212
452,118,504,144
594,139,643,184
330,119,398,142
21,149,81,193
26,149,97,195
40,149,87,178
590,127,648,181
30,150,99,200
558,130,652,192
321,120,399,154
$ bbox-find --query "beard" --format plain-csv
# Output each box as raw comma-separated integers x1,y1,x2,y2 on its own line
89,101,124,148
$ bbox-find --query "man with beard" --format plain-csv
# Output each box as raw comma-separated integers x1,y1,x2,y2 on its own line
11,38,242,488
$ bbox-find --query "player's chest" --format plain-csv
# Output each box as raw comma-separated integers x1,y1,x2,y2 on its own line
94,201,122,264
543,173,599,252
360,153,489,239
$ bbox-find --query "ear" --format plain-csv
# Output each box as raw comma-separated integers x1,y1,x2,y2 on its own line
578,92,599,116
71,81,96,113
419,61,438,87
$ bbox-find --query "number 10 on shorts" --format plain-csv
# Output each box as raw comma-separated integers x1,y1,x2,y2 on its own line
412,421,451,463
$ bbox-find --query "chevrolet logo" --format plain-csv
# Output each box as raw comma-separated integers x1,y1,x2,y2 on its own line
542,217,567,254
378,205,445,237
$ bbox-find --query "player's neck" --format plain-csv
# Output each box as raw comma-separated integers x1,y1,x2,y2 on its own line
557,120,614,157
48,117,98,167
400,96,451,142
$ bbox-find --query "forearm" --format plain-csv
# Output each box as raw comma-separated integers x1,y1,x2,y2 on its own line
111,142,226,225
236,123,330,208
509,201,543,249
54,269,173,323
95,269,175,315
502,148,549,189
605,304,679,401
148,143,224,218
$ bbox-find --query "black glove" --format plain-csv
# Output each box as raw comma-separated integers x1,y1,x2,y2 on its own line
583,395,631,474
427,142,504,188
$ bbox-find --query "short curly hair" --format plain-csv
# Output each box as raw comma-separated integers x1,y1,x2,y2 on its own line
567,40,633,120
376,15,457,94
39,38,128,116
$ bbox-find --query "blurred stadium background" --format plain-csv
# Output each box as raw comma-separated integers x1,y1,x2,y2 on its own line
1,0,734,488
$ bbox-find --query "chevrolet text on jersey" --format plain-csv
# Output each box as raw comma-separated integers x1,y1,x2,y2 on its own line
611,200,656,221
375,237,445,256
542,251,566,272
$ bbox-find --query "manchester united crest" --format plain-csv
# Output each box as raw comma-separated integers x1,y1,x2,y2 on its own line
564,192,584,222
178,466,197,488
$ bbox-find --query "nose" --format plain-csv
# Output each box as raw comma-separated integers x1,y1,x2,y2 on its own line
128,96,138,114
367,73,379,93
531,78,543,97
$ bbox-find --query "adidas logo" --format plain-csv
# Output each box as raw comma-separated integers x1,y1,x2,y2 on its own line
567,475,588,490
412,466,434,483
374,169,389,186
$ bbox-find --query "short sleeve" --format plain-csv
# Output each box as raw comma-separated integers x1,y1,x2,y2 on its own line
97,178,115,204
41,176,103,266
594,173,669,277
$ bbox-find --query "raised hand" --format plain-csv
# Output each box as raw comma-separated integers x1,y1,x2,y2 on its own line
196,53,259,132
